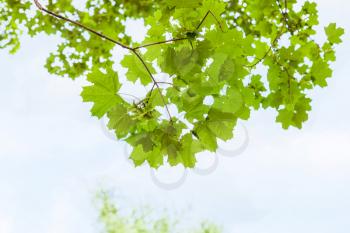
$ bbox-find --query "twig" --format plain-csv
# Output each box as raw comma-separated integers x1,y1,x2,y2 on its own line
134,10,225,50
34,0,132,50
132,50,173,121
196,10,224,32
147,83,157,100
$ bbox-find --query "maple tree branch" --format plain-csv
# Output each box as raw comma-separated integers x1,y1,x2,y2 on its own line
34,0,172,120
148,83,157,98
135,10,225,50
132,50,172,121
33,0,132,50
33,1,226,122
134,10,225,50
196,10,224,32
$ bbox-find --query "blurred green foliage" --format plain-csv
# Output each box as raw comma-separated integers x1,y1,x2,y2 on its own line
97,192,222,233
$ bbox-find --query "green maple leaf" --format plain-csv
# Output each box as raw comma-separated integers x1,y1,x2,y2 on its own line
206,109,236,141
81,67,122,118
130,145,163,168
179,134,202,168
107,104,136,139
121,54,155,85
311,60,333,87
325,23,345,44
213,87,243,114
276,108,294,129
194,123,218,152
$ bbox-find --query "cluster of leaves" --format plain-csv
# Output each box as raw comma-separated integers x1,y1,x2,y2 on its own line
0,0,344,168
0,0,30,53
97,192,221,233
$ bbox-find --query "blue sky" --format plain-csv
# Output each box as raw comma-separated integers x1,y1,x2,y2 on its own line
0,1,349,233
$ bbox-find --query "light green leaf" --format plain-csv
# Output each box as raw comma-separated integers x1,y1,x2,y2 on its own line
121,54,155,85
325,23,345,44
81,67,122,118
107,104,136,139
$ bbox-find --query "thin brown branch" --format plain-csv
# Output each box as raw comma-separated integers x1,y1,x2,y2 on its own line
135,10,225,50
34,0,172,120
196,10,224,32
132,50,173,121
149,83,156,94
146,83,157,102
34,0,132,50
33,1,226,122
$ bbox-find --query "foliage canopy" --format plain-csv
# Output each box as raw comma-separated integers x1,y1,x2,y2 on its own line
0,0,344,168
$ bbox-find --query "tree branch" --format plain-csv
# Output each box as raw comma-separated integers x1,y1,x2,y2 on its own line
34,0,132,50
132,50,173,121
33,1,226,122
196,10,224,32
34,0,173,120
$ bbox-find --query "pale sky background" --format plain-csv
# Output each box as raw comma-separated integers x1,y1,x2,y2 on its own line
0,1,349,233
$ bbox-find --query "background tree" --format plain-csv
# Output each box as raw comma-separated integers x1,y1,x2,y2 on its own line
96,192,222,233
0,0,344,168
